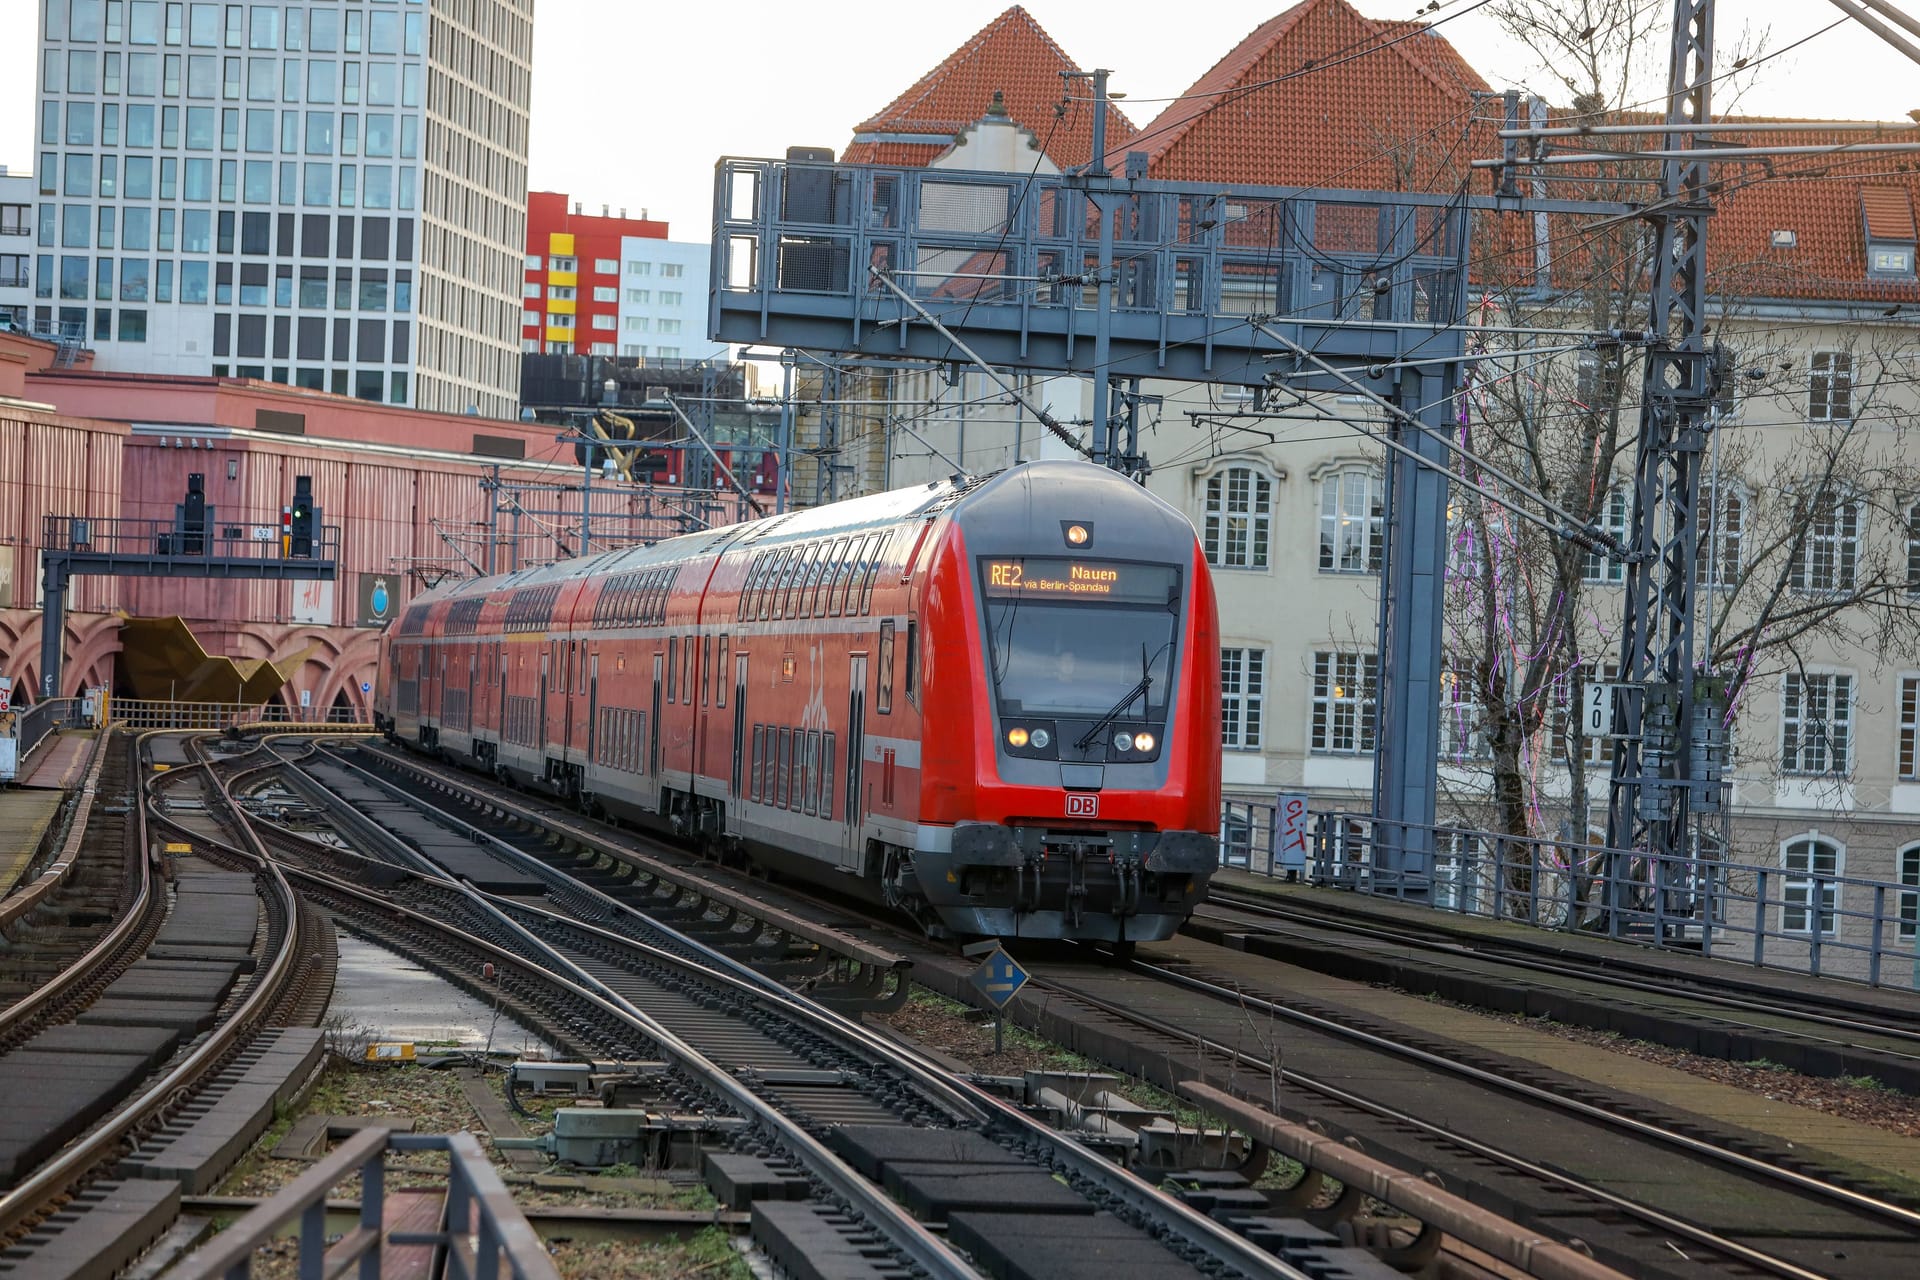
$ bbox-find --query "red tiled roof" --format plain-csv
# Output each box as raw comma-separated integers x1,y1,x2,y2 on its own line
1861,186,1917,241
1135,0,1487,190
842,6,1135,171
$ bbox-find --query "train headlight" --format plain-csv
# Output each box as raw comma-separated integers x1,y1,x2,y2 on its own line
1133,732,1155,752
1029,728,1051,749
1113,730,1134,752
1008,727,1030,747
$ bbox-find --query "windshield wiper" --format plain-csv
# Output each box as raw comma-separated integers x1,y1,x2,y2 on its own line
1076,643,1154,751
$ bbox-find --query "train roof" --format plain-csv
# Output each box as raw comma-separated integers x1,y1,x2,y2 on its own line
399,461,1169,615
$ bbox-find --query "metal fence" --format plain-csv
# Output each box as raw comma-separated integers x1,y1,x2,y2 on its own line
1222,803,1920,990
174,1127,558,1280
14,698,83,761
111,699,368,731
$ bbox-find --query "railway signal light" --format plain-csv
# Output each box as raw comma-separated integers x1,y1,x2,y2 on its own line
290,475,315,557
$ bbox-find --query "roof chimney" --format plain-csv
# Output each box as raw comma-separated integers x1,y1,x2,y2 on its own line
641,209,648,221
601,203,609,217
619,207,627,218
573,200,581,215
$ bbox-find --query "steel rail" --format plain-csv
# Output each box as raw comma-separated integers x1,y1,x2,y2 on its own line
0,731,149,1036
292,741,1313,1280
238,747,988,1280
1111,958,1920,1228
1201,889,1920,1051
1030,966,1837,1280
0,737,306,1238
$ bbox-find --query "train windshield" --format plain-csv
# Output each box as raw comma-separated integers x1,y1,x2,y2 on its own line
979,558,1182,718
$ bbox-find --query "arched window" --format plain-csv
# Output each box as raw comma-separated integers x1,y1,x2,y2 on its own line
1318,468,1382,574
1900,842,1920,943
1780,835,1842,936
1202,466,1271,568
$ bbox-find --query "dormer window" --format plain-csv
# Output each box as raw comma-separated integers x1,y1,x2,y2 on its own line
1861,188,1917,280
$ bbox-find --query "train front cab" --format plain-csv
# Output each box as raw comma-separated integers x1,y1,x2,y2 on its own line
906,467,1222,945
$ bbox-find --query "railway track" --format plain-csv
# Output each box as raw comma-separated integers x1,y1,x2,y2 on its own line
0,732,334,1279
306,740,1920,1278
222,737,1346,1280
1195,887,1920,1083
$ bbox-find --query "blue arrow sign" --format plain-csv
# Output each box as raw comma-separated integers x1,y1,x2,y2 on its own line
968,946,1029,1010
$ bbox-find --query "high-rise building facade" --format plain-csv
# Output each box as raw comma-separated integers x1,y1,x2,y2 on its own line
31,0,531,416
521,193,665,357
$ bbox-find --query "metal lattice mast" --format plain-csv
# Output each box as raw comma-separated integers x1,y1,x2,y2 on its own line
1604,0,1727,928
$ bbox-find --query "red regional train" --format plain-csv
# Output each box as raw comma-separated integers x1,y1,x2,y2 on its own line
373,460,1222,946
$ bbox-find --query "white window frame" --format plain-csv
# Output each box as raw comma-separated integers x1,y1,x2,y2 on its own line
521,281,540,298
1202,465,1273,569
547,284,575,300
624,316,648,332
626,260,650,275
593,257,617,274
626,287,650,303
1789,491,1861,593
548,254,576,272
1310,651,1376,754
661,262,683,278
1318,468,1382,575
1898,674,1918,781
591,313,616,329
1808,350,1852,423
1221,647,1265,749
548,313,574,329
1582,488,1629,584
523,253,540,270
1438,668,1490,761
1781,670,1853,776
1900,842,1920,942
592,285,617,302
1780,834,1842,936
520,309,538,326
1696,485,1743,590
1905,499,1920,594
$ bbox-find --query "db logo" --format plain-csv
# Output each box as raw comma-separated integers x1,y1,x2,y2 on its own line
1065,793,1099,819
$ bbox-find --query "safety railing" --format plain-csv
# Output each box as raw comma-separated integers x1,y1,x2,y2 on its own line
14,698,83,762
174,1127,558,1280
1222,804,1920,990
710,157,1470,381
111,700,366,731
42,514,340,565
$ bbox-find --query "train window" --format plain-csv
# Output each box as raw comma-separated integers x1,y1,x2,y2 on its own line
716,637,729,707
554,642,566,694
799,732,815,815
786,545,817,618
666,637,678,702
738,555,757,622
860,531,886,613
767,550,789,621
778,728,792,808
877,622,895,715
757,551,780,622
683,635,695,702
818,538,849,616
831,538,858,616
702,635,713,706
905,621,918,704
750,726,763,801
819,732,835,819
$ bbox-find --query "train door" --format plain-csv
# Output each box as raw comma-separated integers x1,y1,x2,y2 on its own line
537,648,550,754
842,654,867,872
464,649,476,734
586,653,599,774
496,644,506,742
730,653,748,799
433,650,446,727
648,653,663,778
563,640,577,761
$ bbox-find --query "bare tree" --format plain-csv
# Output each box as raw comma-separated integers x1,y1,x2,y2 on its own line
1428,4,1920,910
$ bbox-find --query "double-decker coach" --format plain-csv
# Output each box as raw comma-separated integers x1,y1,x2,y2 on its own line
376,460,1221,947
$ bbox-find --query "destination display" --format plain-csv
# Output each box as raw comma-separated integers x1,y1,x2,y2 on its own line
980,558,1179,605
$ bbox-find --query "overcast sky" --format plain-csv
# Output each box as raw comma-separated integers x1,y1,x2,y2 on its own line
5,1,1918,240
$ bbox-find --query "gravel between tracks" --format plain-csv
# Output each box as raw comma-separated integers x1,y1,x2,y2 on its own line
1427,996,1920,1136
